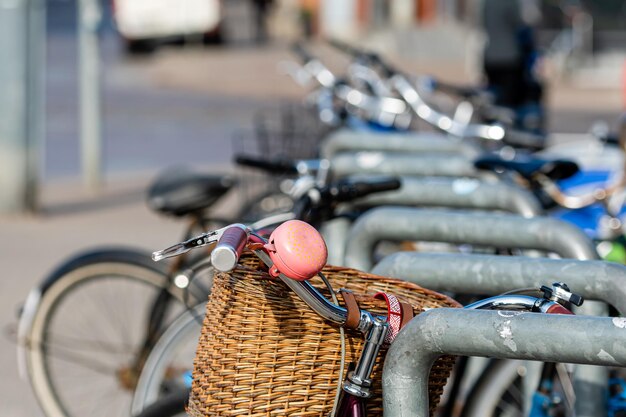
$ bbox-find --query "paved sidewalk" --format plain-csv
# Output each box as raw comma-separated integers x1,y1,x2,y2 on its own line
0,177,173,416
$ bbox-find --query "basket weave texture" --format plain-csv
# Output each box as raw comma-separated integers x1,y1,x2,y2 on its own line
188,254,461,417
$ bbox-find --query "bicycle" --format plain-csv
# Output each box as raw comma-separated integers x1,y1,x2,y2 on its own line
16,162,314,417
127,174,402,413
473,127,626,263
143,219,581,416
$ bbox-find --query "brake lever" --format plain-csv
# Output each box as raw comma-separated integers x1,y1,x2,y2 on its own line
152,226,231,261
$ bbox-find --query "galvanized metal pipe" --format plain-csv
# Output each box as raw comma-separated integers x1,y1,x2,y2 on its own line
319,129,480,159
351,209,606,417
382,309,626,416
372,253,626,315
344,207,597,271
329,153,480,179
351,176,542,218
78,0,103,190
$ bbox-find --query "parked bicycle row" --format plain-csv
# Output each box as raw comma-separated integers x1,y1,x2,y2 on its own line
17,40,626,417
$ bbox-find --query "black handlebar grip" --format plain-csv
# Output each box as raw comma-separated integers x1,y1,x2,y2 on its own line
211,226,248,272
327,38,356,56
234,154,298,175
329,176,402,203
601,134,620,146
373,56,397,78
328,38,381,65
351,177,402,198
433,80,482,99
291,42,314,63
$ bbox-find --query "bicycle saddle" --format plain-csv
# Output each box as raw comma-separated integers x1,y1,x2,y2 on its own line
147,167,236,217
474,155,580,181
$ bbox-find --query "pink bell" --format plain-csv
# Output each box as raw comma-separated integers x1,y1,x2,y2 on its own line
264,220,328,281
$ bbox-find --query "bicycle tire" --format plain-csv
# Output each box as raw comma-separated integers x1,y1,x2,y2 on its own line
460,359,574,417
134,389,189,417
131,304,205,415
21,247,186,417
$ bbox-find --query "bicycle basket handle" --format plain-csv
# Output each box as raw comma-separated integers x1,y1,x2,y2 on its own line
264,220,327,281
211,224,249,272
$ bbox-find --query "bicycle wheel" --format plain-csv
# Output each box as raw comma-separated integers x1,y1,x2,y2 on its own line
134,389,189,417
22,248,186,417
131,304,205,415
460,359,575,417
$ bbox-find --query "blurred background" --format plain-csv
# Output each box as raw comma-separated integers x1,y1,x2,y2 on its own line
1,0,626,415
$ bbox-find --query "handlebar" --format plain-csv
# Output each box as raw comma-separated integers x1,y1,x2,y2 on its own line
428,78,486,100
327,38,362,58
155,220,579,333
324,177,402,203
328,38,380,63
291,42,314,64
326,38,396,77
465,294,573,314
234,154,299,175
211,224,249,272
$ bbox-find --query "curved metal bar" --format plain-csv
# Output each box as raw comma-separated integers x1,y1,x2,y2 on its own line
372,253,626,315
463,294,542,311
350,176,542,218
319,129,480,159
382,309,626,416
344,207,598,271
329,153,480,179
252,249,349,325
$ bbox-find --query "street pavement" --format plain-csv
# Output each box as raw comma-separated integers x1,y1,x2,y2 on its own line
1,2,624,415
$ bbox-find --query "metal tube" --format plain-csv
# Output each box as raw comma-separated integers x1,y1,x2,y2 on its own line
358,212,606,417
372,253,626,315
254,250,350,325
319,129,480,159
0,0,44,213
344,207,597,271
382,309,626,416
320,217,352,265
350,176,542,218
463,294,544,311
78,0,103,190
329,153,480,179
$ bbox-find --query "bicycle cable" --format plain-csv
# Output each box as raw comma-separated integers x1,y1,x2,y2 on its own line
317,270,346,417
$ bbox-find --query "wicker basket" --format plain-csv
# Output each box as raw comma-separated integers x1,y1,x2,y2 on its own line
188,253,461,417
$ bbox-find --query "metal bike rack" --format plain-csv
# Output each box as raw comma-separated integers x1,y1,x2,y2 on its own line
344,207,607,417
329,153,480,179
322,178,541,264
350,176,542,218
319,129,480,159
372,253,626,315
382,309,626,417
344,207,597,271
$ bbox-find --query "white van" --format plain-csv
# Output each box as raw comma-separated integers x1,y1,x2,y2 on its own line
112,0,222,53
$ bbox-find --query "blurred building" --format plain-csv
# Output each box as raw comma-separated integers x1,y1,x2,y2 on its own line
269,0,626,86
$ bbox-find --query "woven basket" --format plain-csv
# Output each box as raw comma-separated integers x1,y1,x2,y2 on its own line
188,253,461,417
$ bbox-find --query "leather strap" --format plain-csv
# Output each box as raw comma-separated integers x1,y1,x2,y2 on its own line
374,292,415,344
339,289,361,330
399,301,414,329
